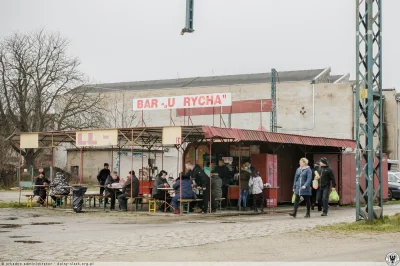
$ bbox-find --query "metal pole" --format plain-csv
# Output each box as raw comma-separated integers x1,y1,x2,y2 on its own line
209,142,212,214
80,147,83,185
18,149,22,204
238,143,241,211
111,145,114,173
130,144,133,212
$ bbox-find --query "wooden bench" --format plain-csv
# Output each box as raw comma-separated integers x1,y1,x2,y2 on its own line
127,196,146,212
24,194,35,208
52,194,72,209
215,197,226,212
86,194,108,210
178,199,203,214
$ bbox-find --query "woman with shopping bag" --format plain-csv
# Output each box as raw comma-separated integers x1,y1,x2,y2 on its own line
289,158,312,218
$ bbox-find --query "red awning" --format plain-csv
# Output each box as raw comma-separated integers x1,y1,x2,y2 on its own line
202,126,356,148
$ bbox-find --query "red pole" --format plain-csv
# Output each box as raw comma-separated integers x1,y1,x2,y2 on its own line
238,144,241,211
111,146,114,173
18,149,22,204
161,145,164,170
79,147,84,185
220,107,222,127
51,147,54,182
209,142,212,214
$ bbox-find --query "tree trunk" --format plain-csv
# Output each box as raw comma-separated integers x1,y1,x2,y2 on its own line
23,149,36,169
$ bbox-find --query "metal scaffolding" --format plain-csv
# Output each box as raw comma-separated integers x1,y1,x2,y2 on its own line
355,0,383,220
270,68,277,133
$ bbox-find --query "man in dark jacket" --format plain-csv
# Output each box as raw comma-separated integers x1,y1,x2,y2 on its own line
186,161,216,213
118,171,140,211
214,160,232,207
316,157,336,216
97,163,110,197
238,166,251,211
171,174,195,214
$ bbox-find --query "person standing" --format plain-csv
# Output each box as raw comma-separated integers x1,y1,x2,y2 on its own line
215,160,232,208
311,161,320,210
316,157,336,216
118,171,139,211
185,162,216,213
97,163,110,203
211,171,223,199
238,164,251,211
249,169,264,213
290,158,312,218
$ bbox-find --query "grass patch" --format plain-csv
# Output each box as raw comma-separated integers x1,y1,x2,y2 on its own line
317,213,400,233
0,202,27,208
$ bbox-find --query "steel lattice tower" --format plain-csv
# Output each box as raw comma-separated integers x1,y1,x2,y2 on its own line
355,0,383,221
270,68,277,132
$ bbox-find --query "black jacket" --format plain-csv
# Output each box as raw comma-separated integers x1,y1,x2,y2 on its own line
190,165,209,188
152,175,169,197
33,177,50,196
318,166,336,188
215,165,232,186
97,168,111,184
121,175,140,197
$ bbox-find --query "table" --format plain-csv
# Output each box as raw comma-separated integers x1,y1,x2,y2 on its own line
107,185,123,210
157,187,175,212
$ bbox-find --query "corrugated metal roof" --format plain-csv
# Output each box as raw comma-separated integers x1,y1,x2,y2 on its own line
203,126,355,148
78,69,331,93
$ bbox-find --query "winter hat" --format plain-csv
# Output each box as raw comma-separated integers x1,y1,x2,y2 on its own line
56,172,64,179
320,157,329,165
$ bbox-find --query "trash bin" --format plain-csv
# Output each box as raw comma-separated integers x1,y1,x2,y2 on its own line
72,186,87,213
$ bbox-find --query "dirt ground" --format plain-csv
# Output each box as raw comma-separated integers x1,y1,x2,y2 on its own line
0,200,399,263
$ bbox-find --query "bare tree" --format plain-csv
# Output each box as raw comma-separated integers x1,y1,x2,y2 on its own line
103,92,137,128
0,29,103,166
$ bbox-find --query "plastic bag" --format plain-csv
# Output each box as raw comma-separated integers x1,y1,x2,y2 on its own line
292,193,296,203
312,179,319,190
72,186,87,213
329,190,340,202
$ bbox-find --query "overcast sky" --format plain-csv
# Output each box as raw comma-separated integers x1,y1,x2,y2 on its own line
0,0,399,90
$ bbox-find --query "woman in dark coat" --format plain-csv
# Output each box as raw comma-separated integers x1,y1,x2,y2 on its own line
290,157,312,218
34,172,50,206
171,174,195,214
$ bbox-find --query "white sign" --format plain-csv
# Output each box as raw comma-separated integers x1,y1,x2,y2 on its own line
132,93,232,111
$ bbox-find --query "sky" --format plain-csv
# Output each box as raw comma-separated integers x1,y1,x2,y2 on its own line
0,0,399,90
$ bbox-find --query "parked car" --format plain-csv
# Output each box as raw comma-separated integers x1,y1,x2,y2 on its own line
388,172,400,200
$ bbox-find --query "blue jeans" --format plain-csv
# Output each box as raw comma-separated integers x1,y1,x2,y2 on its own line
238,190,249,208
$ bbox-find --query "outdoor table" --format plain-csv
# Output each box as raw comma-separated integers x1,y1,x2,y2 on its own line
157,187,175,212
107,185,123,211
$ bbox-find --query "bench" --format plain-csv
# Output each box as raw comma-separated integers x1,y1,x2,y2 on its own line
52,194,72,209
24,194,35,208
85,194,108,210
178,199,203,214
215,198,226,212
127,196,146,212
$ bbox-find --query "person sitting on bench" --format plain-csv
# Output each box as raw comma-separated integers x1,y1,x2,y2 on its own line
118,171,139,211
34,171,50,206
49,172,70,208
171,174,195,214
104,171,121,211
152,170,171,211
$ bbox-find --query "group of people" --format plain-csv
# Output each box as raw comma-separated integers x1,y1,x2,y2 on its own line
290,157,336,218
97,163,140,211
150,159,266,214
33,171,70,207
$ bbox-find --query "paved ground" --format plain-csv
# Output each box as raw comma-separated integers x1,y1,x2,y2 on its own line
0,200,399,262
